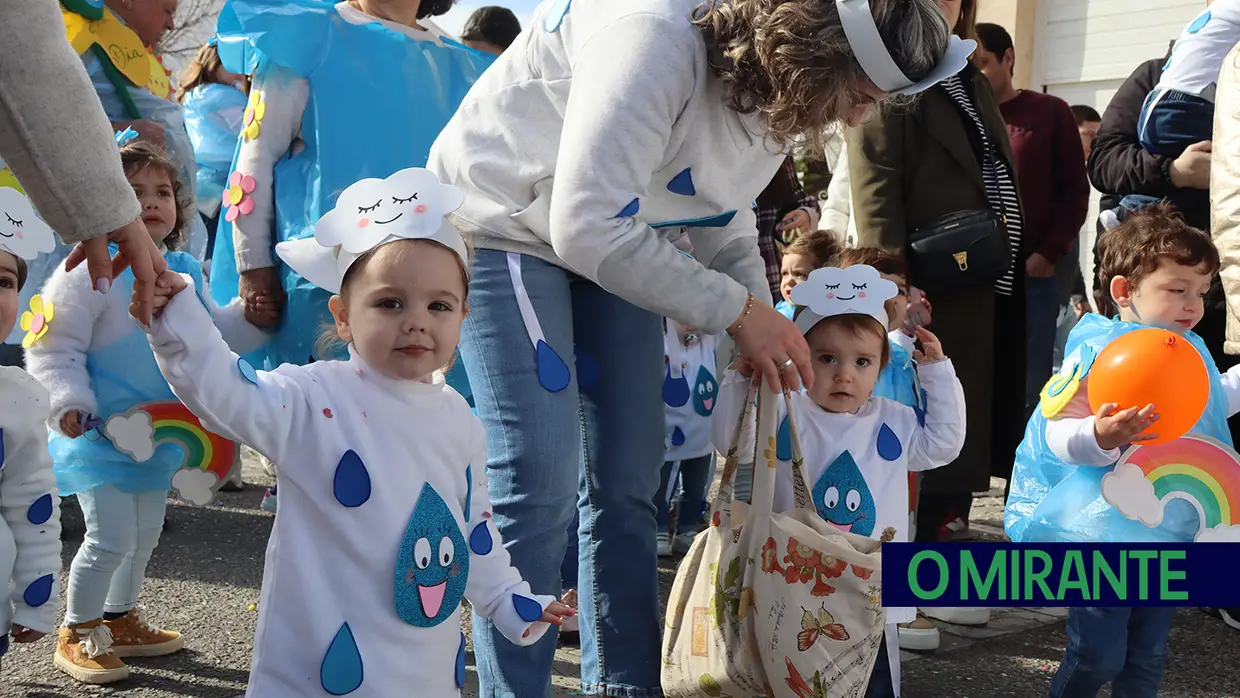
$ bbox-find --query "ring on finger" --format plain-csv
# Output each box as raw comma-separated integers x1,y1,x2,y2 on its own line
779,358,794,369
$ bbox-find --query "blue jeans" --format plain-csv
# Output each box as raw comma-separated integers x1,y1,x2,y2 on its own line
1138,88,1214,158
654,455,713,533
1049,606,1177,698
864,636,895,698
460,250,665,697
1026,275,1060,410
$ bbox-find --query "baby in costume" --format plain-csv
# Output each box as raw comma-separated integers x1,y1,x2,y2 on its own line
26,137,268,685
713,265,966,698
776,229,843,319
0,188,62,670
1005,204,1240,697
142,169,573,696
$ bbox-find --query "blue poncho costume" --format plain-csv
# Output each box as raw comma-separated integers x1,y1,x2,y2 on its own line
1005,314,1233,543
183,82,247,220
209,0,493,367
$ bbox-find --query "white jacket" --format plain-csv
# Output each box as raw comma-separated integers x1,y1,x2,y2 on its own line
820,144,859,245
1211,41,1240,354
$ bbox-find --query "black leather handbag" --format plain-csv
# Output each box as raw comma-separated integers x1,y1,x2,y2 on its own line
906,209,1012,294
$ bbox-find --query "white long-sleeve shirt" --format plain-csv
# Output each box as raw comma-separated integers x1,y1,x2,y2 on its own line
821,144,859,245
428,0,786,335
0,367,61,636
146,279,555,696
711,361,966,623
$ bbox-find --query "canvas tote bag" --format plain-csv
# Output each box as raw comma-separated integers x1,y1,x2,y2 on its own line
662,384,889,698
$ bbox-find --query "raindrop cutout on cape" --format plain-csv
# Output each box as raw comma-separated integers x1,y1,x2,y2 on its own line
667,168,696,196
615,197,640,218
27,493,53,525
464,465,472,521
876,424,903,461
811,451,876,536
470,521,494,556
692,366,718,417
536,340,571,393
333,450,371,507
776,415,792,461
663,366,690,407
22,574,53,607
513,594,544,622
670,426,686,447
320,622,364,695
455,632,467,688
575,348,599,389
395,483,469,627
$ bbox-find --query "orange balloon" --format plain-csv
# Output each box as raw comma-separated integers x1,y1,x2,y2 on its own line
1087,328,1209,445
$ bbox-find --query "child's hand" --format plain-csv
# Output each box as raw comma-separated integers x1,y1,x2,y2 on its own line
245,291,281,328
60,410,85,438
1093,403,1160,451
522,601,577,638
132,271,186,321
912,327,946,364
10,623,45,643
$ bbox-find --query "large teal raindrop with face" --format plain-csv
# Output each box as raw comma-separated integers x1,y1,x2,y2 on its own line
394,483,469,627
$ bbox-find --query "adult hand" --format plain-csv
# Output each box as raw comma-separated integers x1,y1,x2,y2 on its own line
729,299,813,393
778,208,814,239
1026,253,1056,279
238,268,284,329
63,217,168,325
113,119,167,149
1169,140,1212,190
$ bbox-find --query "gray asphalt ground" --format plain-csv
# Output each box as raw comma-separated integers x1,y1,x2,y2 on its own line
2,467,1236,698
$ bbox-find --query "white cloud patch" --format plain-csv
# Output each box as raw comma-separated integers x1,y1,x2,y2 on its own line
171,467,219,507
315,168,464,254
1195,524,1240,543
105,411,155,462
0,187,55,260
1101,462,1165,527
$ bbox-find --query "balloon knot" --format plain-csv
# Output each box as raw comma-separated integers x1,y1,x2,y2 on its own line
1165,336,1177,348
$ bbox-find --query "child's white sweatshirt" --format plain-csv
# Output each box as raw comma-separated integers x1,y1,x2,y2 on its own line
146,280,555,696
0,367,61,636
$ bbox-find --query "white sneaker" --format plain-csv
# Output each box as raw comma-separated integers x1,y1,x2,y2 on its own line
923,607,990,626
673,531,696,554
657,532,673,557
897,614,940,651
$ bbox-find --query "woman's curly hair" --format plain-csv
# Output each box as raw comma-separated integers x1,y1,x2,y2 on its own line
694,0,949,153
120,140,191,251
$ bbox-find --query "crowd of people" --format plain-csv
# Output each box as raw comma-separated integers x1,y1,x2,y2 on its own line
0,0,1238,697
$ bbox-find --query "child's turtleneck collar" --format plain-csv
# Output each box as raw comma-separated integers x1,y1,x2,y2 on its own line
346,345,444,401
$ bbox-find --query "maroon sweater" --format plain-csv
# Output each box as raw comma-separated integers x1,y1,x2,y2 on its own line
999,90,1090,263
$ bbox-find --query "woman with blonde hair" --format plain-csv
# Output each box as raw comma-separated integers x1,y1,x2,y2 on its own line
428,0,973,693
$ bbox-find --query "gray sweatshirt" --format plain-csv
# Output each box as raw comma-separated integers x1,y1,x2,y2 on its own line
0,0,139,244
427,0,787,334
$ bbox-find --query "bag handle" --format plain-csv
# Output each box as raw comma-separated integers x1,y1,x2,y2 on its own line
707,378,759,530
781,388,815,512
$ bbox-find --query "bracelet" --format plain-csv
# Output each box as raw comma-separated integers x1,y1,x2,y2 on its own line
727,294,756,336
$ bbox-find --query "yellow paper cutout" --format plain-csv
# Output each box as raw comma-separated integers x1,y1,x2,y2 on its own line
1040,363,1082,419
20,295,53,349
63,8,170,99
0,169,25,194
243,91,266,140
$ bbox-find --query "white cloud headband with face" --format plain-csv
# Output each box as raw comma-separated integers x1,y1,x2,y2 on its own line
0,187,56,261
275,168,468,294
789,265,899,335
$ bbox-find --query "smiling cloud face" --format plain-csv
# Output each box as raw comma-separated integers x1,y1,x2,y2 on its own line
0,187,55,260
789,265,898,329
104,410,156,462
315,168,465,255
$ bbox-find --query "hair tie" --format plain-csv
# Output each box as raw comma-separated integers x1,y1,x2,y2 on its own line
115,127,139,147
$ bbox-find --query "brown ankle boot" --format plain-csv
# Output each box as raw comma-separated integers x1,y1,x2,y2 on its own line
54,619,129,684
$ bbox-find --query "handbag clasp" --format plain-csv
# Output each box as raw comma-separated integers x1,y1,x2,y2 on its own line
953,251,968,271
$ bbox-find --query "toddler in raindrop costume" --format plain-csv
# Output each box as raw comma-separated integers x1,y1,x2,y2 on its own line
141,170,573,697
26,138,269,685
712,265,966,698
0,188,62,670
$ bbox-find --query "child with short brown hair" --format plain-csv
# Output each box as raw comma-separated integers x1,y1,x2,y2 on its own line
776,229,843,318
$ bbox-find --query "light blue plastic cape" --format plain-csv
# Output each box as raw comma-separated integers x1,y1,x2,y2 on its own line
213,1,260,76
183,83,247,218
50,252,206,495
209,0,494,367
873,340,922,411
1004,314,1232,543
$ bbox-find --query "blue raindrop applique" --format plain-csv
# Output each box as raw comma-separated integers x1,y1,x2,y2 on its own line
692,366,718,417
470,521,494,556
544,0,571,32
395,483,469,627
320,622,364,695
536,340,571,393
27,493,53,525
670,426,686,447
615,197,640,218
575,348,599,389
237,357,260,386
876,424,902,461
464,465,473,522
333,450,371,508
513,594,544,623
667,168,696,196
811,451,876,536
455,632,467,688
776,415,791,461
1188,10,1211,33
650,211,738,229
662,366,690,407
22,574,53,607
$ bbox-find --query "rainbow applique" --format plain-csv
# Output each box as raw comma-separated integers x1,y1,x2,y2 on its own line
1103,435,1240,542
103,401,238,506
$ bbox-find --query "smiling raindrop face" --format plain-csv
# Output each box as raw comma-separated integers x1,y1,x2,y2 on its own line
395,483,469,627
692,365,718,417
811,451,876,536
